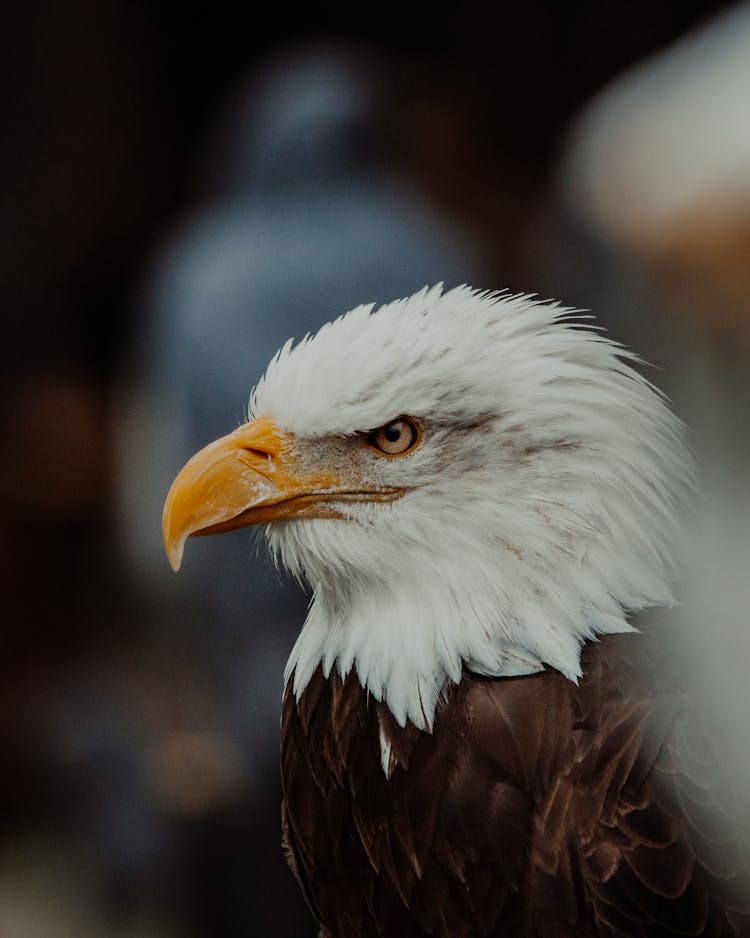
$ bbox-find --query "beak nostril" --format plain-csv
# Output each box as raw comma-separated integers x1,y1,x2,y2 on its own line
244,447,272,461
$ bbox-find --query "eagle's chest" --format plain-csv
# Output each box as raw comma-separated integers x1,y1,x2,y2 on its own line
279,667,538,938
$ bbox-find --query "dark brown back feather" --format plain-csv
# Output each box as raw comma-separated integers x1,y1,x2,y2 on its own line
280,633,750,937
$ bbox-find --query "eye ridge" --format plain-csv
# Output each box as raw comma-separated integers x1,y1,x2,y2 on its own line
367,417,421,457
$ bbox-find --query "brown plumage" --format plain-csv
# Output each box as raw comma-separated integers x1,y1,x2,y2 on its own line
281,633,750,937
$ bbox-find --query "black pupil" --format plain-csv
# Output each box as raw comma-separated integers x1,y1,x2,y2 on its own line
384,423,402,443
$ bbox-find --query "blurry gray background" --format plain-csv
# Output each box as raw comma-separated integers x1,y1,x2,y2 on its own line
1,2,748,936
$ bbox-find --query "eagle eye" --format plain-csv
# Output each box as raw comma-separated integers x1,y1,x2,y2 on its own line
368,418,420,456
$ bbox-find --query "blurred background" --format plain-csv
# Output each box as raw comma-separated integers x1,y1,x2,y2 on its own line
2,2,749,935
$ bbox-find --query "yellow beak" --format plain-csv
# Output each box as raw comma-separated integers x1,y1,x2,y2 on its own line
162,417,401,571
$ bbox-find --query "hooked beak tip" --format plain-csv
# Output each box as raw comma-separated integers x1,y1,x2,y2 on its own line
167,544,184,573
163,505,186,572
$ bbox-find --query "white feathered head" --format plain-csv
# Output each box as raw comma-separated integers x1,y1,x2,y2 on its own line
164,285,694,727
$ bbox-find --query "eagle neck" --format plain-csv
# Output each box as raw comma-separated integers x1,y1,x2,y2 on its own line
283,572,550,730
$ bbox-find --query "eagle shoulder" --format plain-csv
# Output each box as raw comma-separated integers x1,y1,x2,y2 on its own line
495,634,750,937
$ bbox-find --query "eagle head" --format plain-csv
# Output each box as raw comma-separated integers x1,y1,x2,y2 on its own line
163,285,693,728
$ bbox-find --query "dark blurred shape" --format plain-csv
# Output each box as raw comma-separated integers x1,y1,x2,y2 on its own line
117,42,481,937
0,374,105,520
144,730,246,818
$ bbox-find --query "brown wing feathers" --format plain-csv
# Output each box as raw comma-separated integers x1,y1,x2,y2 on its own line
281,635,750,937
569,637,750,936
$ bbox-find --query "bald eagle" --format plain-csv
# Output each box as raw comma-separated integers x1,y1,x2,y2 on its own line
163,285,749,937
